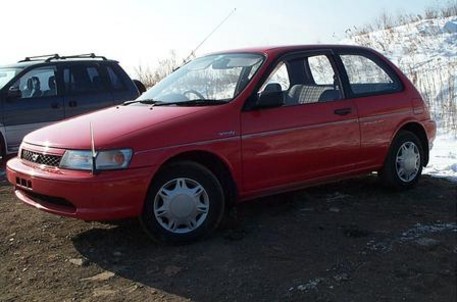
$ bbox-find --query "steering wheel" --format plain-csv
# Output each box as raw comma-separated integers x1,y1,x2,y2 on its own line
183,89,205,100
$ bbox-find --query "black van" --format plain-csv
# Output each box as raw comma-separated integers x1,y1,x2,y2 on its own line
0,53,144,160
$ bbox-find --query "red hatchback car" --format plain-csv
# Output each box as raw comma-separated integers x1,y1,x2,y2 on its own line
7,45,436,243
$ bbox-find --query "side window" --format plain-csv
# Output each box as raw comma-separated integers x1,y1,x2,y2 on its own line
259,62,290,93
340,54,402,96
308,55,335,85
13,66,57,99
256,54,343,107
64,65,107,95
286,55,342,105
106,66,127,91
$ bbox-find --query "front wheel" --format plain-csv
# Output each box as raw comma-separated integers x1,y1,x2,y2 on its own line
140,161,225,244
380,130,424,190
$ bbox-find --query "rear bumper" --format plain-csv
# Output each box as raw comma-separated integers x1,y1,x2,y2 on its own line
6,157,154,220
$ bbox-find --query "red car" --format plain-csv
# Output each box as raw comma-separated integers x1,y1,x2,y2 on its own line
6,45,436,243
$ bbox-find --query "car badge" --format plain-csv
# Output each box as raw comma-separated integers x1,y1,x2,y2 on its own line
31,154,39,162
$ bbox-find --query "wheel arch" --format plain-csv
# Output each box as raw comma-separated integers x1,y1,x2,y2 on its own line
156,150,239,208
395,122,429,166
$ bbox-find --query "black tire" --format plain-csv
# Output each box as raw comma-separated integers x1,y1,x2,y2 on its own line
0,135,5,164
140,161,225,244
380,130,424,190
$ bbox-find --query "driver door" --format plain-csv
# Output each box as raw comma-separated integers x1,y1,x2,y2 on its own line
241,52,361,194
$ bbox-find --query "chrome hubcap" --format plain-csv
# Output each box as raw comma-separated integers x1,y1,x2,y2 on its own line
395,142,420,182
153,178,209,234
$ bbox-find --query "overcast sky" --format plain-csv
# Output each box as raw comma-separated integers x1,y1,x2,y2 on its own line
1,0,445,76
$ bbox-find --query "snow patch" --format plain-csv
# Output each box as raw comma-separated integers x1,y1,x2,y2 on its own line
443,20,457,33
365,221,456,254
296,278,322,292
423,134,457,182
399,222,457,242
451,163,457,172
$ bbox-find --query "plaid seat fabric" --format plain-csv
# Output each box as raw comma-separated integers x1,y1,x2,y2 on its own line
286,85,332,105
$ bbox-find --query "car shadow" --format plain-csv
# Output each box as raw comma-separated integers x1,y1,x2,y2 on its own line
71,175,452,301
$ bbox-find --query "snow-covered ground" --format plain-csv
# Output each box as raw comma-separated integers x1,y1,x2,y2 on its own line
343,16,457,183
425,134,457,182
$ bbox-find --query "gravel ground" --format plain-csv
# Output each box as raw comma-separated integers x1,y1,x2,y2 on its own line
0,166,455,302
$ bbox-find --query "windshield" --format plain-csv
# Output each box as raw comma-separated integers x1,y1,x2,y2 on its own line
136,53,264,104
0,67,22,90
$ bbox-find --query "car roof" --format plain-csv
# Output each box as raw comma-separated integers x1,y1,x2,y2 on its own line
0,59,120,69
207,44,375,56
0,54,119,69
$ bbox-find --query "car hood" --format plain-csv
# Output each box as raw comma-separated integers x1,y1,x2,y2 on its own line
23,104,236,150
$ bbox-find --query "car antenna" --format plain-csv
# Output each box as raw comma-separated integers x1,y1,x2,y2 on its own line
90,122,98,174
182,8,236,64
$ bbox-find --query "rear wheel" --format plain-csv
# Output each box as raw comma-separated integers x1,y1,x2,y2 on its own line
140,161,225,244
380,131,424,190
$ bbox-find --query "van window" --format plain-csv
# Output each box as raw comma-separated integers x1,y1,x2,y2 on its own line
64,65,107,95
0,67,22,90
13,66,57,99
107,66,127,91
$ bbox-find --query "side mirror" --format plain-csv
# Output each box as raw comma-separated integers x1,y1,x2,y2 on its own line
7,87,22,100
256,91,284,109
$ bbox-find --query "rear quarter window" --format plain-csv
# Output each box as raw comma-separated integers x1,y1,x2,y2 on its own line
64,65,107,95
340,53,402,97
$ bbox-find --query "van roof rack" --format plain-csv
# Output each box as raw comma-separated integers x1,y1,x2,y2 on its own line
19,53,108,63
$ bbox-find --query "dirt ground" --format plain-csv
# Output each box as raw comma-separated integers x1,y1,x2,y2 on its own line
0,161,456,302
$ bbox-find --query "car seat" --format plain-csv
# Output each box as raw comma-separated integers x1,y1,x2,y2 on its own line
44,76,56,96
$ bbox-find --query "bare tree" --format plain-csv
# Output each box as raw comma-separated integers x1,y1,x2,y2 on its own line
135,51,180,88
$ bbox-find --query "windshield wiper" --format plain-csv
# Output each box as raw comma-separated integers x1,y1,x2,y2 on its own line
123,99,158,105
124,98,228,107
155,99,228,106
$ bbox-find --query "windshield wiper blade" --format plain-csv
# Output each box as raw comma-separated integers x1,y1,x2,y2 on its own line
123,98,157,105
155,99,227,106
124,99,228,107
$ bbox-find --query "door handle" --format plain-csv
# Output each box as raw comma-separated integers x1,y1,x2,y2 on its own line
68,101,77,107
334,108,352,116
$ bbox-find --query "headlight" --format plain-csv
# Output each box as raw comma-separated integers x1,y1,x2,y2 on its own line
60,149,133,171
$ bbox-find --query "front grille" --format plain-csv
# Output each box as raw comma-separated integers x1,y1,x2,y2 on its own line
21,149,62,167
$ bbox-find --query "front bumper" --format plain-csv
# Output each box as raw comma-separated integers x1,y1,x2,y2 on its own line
7,157,154,220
